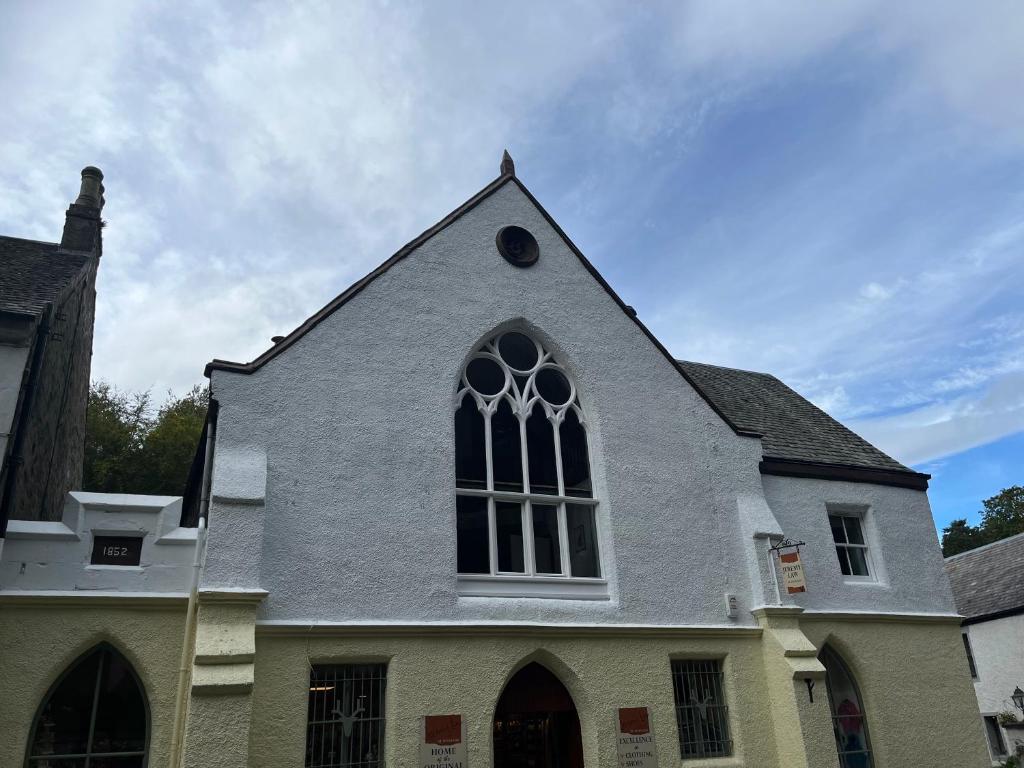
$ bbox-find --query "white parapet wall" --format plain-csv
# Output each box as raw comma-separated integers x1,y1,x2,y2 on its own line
0,491,197,594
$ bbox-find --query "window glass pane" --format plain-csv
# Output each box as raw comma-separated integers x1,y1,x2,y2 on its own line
31,650,101,756
566,505,600,577
984,716,1007,756
560,409,592,498
497,332,538,371
821,646,872,767
962,634,978,678
491,399,523,492
829,515,847,544
91,652,146,754
535,367,572,406
847,547,869,577
671,660,731,758
836,546,852,576
526,410,558,495
454,399,486,489
456,496,489,574
465,356,505,396
307,665,386,768
496,502,525,573
843,517,865,545
532,504,562,574
27,760,86,767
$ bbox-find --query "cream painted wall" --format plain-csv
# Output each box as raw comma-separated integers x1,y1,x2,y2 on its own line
247,629,775,768
801,617,992,768
0,601,187,767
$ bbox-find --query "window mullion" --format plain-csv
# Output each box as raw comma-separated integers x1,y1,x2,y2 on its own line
557,502,571,576
523,500,536,575
487,496,497,576
84,650,105,767
519,412,530,494
484,410,494,492
552,416,565,496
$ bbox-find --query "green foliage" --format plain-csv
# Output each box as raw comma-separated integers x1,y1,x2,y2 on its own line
942,486,1024,557
83,381,208,496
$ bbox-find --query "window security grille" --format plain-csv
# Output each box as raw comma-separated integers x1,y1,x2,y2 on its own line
306,664,387,768
671,659,732,758
829,514,870,577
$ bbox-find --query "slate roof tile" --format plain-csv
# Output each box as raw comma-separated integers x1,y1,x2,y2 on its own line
0,235,89,317
677,360,912,473
945,532,1024,620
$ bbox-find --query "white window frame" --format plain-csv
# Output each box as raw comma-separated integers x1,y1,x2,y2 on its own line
828,510,876,583
455,332,607,600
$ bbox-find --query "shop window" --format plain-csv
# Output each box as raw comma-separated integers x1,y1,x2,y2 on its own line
820,645,873,768
984,716,1007,758
26,644,148,767
455,331,602,597
307,664,387,768
828,512,872,579
670,659,732,758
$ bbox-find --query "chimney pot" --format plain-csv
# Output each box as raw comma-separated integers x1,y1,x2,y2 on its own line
74,166,105,209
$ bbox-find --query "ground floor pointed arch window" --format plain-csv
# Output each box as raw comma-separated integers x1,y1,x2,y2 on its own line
820,645,873,768
26,644,148,767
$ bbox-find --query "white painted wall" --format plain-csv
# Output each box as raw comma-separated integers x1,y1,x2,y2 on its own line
203,179,955,627
0,342,29,471
761,474,956,614
967,615,1024,759
0,491,196,593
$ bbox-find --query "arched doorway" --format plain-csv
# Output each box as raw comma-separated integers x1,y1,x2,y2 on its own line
493,662,584,768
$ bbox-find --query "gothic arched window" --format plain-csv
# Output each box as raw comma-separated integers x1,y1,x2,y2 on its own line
820,645,873,768
26,644,148,767
455,331,602,594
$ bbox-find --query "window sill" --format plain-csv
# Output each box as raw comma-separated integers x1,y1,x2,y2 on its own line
841,577,885,587
457,574,610,600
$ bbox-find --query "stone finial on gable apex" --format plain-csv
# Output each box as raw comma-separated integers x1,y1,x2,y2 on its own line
500,149,515,176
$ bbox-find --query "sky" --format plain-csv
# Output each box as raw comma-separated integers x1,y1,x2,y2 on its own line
1,1,1022,533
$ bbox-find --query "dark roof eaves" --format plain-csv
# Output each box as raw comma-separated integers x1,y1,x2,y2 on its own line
960,604,1024,626
759,457,930,490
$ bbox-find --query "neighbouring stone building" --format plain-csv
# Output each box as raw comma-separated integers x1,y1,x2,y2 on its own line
0,167,104,541
947,532,1024,763
0,156,992,768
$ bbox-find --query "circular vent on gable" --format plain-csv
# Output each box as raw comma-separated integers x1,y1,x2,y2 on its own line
496,225,539,267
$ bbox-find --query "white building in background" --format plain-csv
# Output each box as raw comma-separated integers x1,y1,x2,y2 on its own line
946,532,1024,763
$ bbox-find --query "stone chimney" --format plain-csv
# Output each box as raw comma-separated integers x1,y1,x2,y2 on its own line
60,166,104,254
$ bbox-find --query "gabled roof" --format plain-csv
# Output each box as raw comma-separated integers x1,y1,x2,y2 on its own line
204,163,927,491
0,235,90,317
945,532,1024,623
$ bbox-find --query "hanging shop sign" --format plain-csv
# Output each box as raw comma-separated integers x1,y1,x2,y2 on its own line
771,538,808,594
420,714,467,768
616,707,658,768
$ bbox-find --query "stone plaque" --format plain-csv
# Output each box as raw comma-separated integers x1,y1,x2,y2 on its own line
90,535,143,566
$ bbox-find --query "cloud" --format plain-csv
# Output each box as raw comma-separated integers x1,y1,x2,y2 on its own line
0,0,1020,488
851,373,1024,465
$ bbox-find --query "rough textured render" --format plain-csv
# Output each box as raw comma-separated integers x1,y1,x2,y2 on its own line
204,178,955,625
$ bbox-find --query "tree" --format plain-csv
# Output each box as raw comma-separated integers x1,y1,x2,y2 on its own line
82,382,150,493
941,485,1024,557
83,381,208,496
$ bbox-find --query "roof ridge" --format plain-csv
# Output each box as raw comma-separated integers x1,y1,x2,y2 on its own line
945,529,1024,561
0,234,59,248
